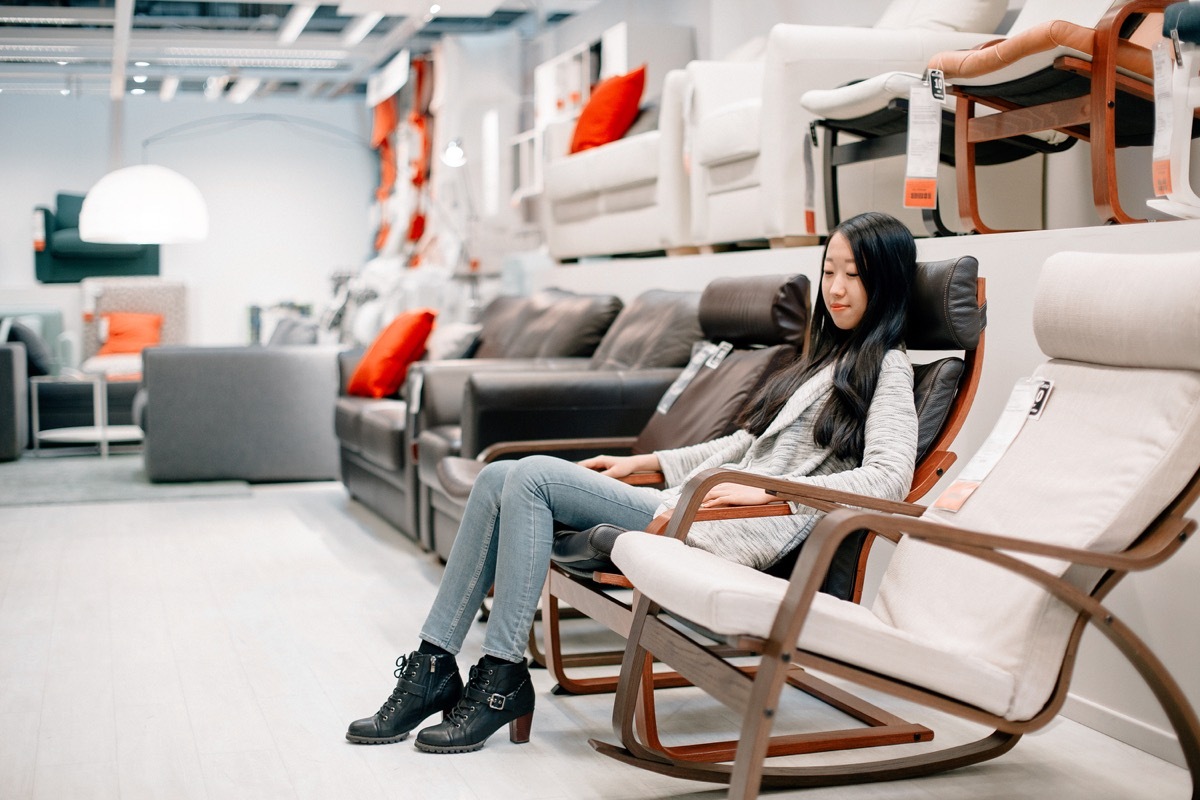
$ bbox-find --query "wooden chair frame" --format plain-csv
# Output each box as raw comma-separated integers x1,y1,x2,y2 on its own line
591,463,1200,798
952,0,1173,233
535,279,985,762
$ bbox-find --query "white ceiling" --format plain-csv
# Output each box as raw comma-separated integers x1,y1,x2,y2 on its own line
0,0,596,101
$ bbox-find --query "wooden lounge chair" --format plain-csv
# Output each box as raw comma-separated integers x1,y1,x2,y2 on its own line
595,249,1200,798
541,255,985,762
932,0,1192,232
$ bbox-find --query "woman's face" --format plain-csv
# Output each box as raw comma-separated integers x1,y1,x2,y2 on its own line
822,233,868,331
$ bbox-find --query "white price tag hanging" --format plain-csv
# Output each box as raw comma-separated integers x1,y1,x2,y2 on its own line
932,377,1052,513
1152,38,1174,197
904,71,943,209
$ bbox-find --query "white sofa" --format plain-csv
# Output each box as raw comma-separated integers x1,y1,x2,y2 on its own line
687,0,1011,246
542,68,692,261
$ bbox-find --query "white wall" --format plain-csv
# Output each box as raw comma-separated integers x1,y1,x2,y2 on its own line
535,218,1200,768
0,92,375,346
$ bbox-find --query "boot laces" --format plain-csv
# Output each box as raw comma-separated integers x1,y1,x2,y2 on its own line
379,654,425,717
444,663,495,727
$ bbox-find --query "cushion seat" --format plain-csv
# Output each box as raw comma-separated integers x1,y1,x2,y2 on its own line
50,230,145,259
335,396,404,454
545,130,661,202
694,98,761,168
358,404,410,471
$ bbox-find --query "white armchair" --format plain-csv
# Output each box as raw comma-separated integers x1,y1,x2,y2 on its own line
542,68,692,261
687,0,1010,247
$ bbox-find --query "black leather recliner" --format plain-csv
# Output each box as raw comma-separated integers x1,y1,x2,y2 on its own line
421,273,812,561
337,288,638,544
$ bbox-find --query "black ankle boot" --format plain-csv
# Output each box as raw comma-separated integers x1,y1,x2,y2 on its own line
346,651,462,744
413,657,535,753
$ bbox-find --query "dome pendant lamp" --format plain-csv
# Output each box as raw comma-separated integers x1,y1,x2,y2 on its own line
79,164,209,244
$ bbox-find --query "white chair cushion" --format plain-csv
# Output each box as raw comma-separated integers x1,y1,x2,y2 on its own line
1034,251,1200,370
873,0,1008,33
612,532,1016,716
694,98,761,168
544,131,660,203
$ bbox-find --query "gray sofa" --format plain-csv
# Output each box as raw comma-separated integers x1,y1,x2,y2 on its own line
142,345,344,482
0,343,28,462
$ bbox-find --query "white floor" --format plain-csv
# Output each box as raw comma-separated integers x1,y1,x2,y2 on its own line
0,481,1190,800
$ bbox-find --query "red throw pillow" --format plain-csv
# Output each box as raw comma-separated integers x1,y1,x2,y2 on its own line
569,65,647,154
97,311,163,355
347,309,437,398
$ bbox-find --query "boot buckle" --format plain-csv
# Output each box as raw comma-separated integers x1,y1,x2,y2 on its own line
487,693,506,710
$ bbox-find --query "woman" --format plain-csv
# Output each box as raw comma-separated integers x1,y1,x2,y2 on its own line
346,210,920,754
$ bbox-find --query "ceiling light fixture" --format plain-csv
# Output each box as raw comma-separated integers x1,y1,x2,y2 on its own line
430,4,441,14
159,76,179,102
130,88,145,95
278,4,318,44
59,88,70,95
80,165,209,244
133,75,147,83
227,77,262,104
56,60,69,66
341,12,383,47
134,61,149,67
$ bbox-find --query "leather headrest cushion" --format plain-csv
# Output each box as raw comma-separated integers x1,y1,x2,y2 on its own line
699,274,810,348
590,290,702,370
1034,250,1200,370
907,256,983,351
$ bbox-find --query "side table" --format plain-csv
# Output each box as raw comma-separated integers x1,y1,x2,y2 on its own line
30,373,144,458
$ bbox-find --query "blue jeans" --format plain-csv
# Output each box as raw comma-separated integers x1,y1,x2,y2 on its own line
419,455,663,663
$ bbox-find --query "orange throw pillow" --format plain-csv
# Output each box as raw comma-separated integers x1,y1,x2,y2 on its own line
569,65,647,154
348,308,437,398
97,311,164,355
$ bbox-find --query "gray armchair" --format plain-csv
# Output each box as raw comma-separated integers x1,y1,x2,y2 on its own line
142,345,343,482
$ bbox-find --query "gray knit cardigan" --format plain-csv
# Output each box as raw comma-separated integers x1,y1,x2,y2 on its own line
652,348,918,569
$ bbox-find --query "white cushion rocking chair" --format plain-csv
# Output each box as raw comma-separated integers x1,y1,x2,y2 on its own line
593,249,1200,798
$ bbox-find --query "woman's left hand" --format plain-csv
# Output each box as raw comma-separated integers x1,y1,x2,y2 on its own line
699,483,778,508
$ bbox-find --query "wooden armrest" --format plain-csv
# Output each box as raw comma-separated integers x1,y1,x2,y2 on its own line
621,471,665,487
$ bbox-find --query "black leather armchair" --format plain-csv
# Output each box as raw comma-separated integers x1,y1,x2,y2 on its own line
336,288,625,545
35,193,159,284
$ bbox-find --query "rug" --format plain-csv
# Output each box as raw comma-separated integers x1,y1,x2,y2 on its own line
0,453,251,507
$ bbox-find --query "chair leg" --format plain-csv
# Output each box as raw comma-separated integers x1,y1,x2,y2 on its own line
1089,41,1145,225
955,95,1003,235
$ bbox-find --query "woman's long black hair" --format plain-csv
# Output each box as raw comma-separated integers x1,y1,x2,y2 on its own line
736,211,916,461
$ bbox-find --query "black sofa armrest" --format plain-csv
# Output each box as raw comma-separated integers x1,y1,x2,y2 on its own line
459,367,681,458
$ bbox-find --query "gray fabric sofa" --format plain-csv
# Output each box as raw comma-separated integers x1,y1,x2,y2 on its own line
0,343,28,462
142,345,344,482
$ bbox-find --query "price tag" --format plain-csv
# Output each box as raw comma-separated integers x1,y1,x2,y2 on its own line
904,73,943,209
1152,38,1174,197
932,377,1051,512
704,341,733,369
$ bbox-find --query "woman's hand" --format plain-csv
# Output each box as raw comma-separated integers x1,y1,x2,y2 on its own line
578,453,659,478
699,483,778,508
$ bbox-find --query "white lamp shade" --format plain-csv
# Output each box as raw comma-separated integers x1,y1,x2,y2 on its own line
80,165,209,244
